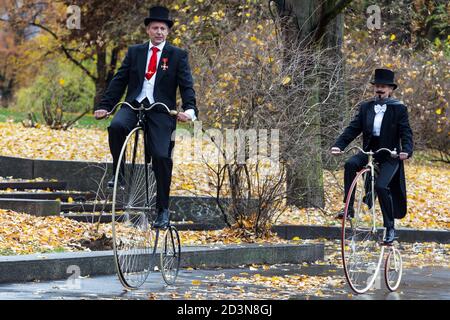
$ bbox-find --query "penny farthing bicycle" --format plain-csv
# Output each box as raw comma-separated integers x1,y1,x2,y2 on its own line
108,101,181,290
338,146,403,294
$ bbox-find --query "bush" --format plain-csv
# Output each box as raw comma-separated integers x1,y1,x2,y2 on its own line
15,58,94,114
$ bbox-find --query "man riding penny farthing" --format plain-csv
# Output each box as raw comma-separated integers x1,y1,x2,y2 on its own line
94,6,198,289
331,68,413,293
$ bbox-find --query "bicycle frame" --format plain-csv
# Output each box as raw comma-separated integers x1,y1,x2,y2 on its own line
110,101,182,288
342,145,397,233
339,145,402,294
111,101,177,213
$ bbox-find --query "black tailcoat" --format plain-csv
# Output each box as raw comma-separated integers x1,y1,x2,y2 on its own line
95,42,197,116
333,98,414,219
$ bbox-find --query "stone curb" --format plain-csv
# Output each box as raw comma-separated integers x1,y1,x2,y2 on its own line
0,243,324,284
0,198,60,216
272,225,450,243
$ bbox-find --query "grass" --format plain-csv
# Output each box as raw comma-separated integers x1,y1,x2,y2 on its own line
0,248,15,256
0,108,194,131
0,247,68,256
0,108,110,130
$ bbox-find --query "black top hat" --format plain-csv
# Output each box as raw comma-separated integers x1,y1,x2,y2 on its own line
144,6,174,28
370,68,398,90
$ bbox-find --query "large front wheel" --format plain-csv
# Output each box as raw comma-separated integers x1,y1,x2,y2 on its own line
341,168,385,294
111,127,157,289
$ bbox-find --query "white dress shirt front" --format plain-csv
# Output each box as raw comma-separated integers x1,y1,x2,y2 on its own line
136,41,166,104
372,104,386,136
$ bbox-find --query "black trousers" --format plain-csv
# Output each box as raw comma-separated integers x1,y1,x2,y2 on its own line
108,99,176,210
343,143,399,229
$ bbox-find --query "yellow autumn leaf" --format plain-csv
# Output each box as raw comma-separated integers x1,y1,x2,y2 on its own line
435,108,442,115
390,34,396,41
192,279,202,285
282,76,291,85
67,197,74,203
173,38,181,46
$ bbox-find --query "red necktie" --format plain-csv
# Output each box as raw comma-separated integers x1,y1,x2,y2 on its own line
145,47,159,80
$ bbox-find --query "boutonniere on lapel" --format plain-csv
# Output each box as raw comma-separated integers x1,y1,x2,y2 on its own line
161,58,169,71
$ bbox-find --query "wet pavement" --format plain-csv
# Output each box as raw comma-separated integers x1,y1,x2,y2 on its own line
0,263,448,300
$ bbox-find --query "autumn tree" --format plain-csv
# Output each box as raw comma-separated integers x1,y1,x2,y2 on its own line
0,0,30,106
269,0,353,208
0,0,149,108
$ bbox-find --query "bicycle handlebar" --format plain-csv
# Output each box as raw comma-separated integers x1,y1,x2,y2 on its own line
106,101,179,117
338,146,398,158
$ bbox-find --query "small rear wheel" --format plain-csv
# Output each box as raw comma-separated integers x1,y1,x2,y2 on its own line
160,226,181,285
384,246,403,292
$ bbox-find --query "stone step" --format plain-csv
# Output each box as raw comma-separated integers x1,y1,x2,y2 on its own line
0,191,96,202
0,181,67,191
62,213,141,223
60,202,115,213
0,198,60,216
61,213,218,230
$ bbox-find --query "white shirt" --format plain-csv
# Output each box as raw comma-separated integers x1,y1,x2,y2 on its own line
136,41,165,104
136,41,196,121
372,104,386,136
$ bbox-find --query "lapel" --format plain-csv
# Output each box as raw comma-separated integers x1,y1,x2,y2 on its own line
155,43,174,88
379,103,393,140
366,101,376,136
137,42,149,82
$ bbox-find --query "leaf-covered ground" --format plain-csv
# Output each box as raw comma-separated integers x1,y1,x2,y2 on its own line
0,122,448,230
0,209,286,255
1,208,449,270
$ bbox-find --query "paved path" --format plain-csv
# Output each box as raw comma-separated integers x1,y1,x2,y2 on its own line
0,264,448,300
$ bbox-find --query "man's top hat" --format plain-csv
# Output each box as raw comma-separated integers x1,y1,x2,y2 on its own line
370,68,398,90
144,6,174,28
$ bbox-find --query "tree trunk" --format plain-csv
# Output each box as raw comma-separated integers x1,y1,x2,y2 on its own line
93,45,121,109
274,0,349,207
0,78,14,107
318,0,346,170
276,0,325,208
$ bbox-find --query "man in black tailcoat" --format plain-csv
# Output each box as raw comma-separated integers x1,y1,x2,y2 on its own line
331,68,414,244
94,6,198,228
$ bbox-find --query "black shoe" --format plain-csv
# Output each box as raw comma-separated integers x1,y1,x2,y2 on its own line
335,207,354,219
383,227,396,245
153,209,170,229
107,176,124,189
107,177,115,189
363,191,375,209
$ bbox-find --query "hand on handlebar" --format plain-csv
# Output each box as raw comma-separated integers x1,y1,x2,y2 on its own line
330,147,342,155
94,109,109,120
399,152,409,161
176,112,192,122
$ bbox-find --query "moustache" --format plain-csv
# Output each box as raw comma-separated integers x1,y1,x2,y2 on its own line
376,91,385,94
